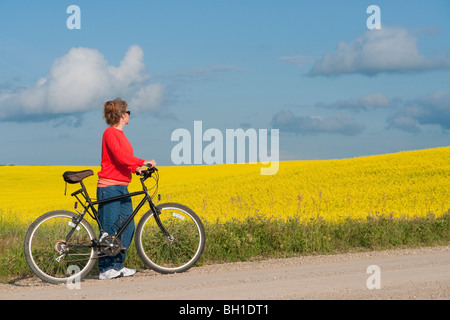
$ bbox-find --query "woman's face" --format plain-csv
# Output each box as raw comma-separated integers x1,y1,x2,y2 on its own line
122,110,130,125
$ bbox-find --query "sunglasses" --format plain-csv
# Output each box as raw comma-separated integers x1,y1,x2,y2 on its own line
124,111,131,116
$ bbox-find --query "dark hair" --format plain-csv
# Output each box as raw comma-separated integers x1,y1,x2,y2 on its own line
103,97,127,125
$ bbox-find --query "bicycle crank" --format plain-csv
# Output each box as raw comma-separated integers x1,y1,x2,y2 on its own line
99,234,125,256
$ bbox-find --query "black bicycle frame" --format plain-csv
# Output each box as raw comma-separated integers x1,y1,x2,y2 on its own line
69,175,170,241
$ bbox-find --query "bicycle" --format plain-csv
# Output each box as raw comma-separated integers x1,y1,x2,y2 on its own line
24,166,206,284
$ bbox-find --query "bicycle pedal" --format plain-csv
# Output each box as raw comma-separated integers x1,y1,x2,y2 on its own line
120,247,127,253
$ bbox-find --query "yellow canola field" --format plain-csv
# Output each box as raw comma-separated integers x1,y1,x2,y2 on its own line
0,147,448,225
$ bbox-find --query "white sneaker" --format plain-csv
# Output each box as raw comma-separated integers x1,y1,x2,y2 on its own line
119,267,136,277
99,269,123,280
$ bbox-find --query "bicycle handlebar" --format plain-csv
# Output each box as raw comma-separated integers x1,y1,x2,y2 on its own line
137,165,158,179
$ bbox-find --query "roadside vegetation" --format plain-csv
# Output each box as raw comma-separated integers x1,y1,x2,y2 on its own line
1,210,449,283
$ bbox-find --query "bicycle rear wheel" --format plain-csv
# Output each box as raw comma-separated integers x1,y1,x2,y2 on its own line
24,210,97,284
135,203,205,274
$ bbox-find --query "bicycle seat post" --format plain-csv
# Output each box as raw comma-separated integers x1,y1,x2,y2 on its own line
79,180,93,205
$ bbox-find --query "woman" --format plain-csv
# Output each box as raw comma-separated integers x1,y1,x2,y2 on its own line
97,97,156,280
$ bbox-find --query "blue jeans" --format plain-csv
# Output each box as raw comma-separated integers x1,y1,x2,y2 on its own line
96,185,135,273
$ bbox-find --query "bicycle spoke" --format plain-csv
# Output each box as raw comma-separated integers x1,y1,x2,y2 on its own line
25,211,96,284
136,203,205,273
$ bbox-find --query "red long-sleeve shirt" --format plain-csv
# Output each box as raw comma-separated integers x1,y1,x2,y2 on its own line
97,126,144,183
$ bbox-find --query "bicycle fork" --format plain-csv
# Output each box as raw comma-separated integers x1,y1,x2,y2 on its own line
139,180,173,242
149,200,174,242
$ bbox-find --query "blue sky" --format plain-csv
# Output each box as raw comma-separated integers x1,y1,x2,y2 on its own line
0,0,449,166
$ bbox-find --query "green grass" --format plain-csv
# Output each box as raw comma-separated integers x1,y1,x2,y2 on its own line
200,212,450,263
1,211,450,283
0,219,28,281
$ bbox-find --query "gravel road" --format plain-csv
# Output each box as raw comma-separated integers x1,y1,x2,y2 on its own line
1,246,449,300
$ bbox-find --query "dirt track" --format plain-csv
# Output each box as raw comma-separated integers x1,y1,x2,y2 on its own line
1,246,449,300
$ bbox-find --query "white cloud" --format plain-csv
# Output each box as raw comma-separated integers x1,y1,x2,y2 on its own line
309,27,450,76
387,91,450,132
0,45,166,121
271,110,365,136
129,83,166,113
316,93,393,111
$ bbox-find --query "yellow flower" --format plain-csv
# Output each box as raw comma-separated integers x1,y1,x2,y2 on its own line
1,147,448,225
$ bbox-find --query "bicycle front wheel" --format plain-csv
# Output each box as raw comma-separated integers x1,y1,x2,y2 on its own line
24,210,97,284
135,203,205,274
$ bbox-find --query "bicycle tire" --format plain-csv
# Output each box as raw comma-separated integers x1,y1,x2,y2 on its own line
24,210,97,284
135,202,205,274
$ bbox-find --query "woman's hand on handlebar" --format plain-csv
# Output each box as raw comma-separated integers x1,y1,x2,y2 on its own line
136,159,157,176
135,167,147,176
143,159,156,168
